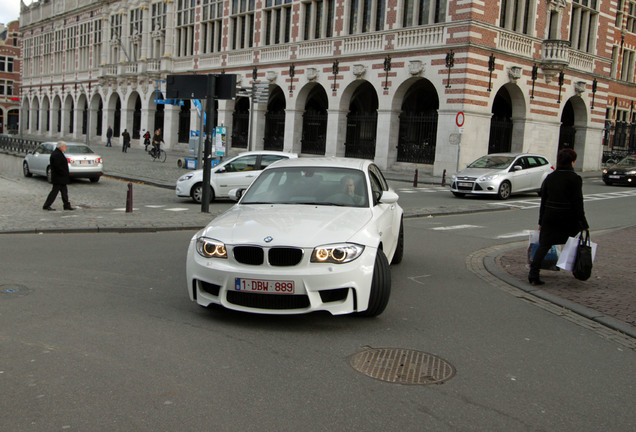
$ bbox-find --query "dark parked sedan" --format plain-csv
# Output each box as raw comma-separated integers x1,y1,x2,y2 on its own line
602,155,636,186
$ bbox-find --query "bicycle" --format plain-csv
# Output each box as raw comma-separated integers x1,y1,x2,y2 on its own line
149,145,167,163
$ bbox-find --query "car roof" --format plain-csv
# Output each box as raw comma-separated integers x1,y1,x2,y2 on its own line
42,142,90,148
486,153,547,158
237,150,298,158
263,157,372,170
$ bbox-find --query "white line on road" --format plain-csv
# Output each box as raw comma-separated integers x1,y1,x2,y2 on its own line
431,224,482,231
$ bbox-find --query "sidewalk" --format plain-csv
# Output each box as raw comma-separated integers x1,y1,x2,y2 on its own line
1,144,634,339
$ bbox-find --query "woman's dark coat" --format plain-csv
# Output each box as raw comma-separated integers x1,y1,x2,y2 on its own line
538,166,589,245
49,148,70,185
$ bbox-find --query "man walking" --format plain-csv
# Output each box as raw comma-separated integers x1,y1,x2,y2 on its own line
43,142,74,211
122,129,131,152
106,125,113,147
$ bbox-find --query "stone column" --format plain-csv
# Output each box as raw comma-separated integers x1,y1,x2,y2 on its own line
374,108,400,170
163,103,180,150
284,108,303,154
325,108,348,157
250,103,268,151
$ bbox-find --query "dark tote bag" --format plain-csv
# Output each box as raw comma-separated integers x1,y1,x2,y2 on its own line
573,230,593,281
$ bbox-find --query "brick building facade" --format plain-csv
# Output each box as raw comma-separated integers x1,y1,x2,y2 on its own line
0,21,21,134
17,0,636,172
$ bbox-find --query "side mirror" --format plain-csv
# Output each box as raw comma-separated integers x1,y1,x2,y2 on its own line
378,190,399,204
513,165,523,171
228,188,245,202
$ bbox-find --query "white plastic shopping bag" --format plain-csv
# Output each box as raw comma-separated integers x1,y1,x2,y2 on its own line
557,232,597,271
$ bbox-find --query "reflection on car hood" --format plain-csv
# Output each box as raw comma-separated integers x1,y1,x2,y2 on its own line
455,167,503,178
200,205,372,247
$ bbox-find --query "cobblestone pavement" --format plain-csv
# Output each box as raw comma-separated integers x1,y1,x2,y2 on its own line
1,144,634,341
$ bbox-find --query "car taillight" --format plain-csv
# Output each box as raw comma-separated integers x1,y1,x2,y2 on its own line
67,158,74,164
96,158,102,163
550,166,555,170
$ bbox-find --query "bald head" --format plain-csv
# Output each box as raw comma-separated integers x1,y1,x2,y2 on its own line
57,141,67,152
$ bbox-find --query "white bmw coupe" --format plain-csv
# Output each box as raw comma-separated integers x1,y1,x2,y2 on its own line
186,157,404,317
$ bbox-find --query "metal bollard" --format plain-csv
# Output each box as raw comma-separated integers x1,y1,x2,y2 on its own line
126,183,133,213
441,169,446,187
413,169,419,187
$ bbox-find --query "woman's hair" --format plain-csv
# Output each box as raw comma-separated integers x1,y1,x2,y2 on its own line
557,148,577,168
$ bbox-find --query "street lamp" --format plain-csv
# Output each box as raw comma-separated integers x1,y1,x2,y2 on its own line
445,50,455,89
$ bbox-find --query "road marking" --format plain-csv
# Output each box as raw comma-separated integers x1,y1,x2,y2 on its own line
145,205,166,208
431,224,482,231
490,190,636,210
165,208,189,212
496,230,533,239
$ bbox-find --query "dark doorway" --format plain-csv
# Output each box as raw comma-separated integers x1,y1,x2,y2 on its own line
488,89,513,153
345,82,378,159
114,98,121,137
264,87,286,151
232,97,250,149
397,80,439,164
178,100,191,143
301,86,328,155
133,96,142,139
558,100,575,151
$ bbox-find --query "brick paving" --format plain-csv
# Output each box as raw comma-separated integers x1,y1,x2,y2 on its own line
497,227,636,328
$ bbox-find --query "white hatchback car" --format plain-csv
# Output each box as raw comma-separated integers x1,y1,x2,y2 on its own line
186,157,404,317
176,151,297,203
450,153,553,200
23,142,104,183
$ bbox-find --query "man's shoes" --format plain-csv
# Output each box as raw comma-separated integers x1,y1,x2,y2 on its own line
43,206,56,211
528,276,545,286
63,206,76,211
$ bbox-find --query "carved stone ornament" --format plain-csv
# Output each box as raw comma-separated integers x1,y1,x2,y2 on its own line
266,71,278,82
549,0,567,10
235,74,243,85
575,81,586,95
352,64,366,78
508,66,522,81
151,29,165,38
408,60,424,76
306,67,319,81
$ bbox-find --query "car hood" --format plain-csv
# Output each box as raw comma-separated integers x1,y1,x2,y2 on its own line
199,205,373,247
455,167,505,178
606,164,636,173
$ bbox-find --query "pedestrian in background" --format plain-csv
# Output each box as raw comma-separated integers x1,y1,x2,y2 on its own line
143,130,151,151
122,129,131,153
42,141,74,211
106,125,113,147
528,148,589,285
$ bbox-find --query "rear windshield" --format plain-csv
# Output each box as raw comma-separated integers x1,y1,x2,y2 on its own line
65,145,95,154
467,156,514,169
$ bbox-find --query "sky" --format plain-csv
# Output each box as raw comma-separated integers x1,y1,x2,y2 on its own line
1,0,30,25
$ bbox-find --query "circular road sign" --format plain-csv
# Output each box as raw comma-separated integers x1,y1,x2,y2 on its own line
456,111,465,127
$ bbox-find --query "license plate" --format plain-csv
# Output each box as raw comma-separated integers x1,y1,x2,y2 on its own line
458,182,473,187
79,160,92,165
235,278,295,294
609,175,620,179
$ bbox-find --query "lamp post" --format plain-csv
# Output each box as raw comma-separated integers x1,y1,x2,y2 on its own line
289,64,296,96
530,64,538,99
445,50,455,89
332,61,339,92
591,78,598,109
487,54,495,92
383,56,391,91
557,71,564,103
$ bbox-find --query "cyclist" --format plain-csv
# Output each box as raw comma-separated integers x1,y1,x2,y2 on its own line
150,128,164,157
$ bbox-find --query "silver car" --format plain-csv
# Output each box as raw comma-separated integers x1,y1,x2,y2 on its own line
450,153,553,200
23,142,104,183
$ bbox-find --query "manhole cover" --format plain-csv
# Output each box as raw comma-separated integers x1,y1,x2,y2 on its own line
349,347,456,385
0,284,31,298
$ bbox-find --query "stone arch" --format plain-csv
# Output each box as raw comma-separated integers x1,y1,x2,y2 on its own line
107,93,122,136
126,91,142,139
559,96,588,153
299,83,328,155
342,80,378,159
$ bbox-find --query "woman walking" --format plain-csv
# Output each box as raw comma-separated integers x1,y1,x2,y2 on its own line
528,148,589,285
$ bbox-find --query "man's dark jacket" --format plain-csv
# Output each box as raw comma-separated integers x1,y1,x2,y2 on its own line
538,166,589,245
49,148,70,185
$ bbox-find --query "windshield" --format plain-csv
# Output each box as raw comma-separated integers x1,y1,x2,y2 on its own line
241,167,369,207
65,145,95,154
467,155,515,169
617,156,636,166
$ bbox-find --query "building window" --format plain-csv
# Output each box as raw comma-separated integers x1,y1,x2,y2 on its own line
66,26,77,71
202,0,224,53
303,0,334,40
93,19,102,67
349,0,386,34
569,0,598,53
626,1,636,33
130,7,144,61
0,56,14,72
111,14,123,63
231,0,255,50
23,40,32,76
176,0,196,56
78,22,91,70
0,80,13,96
499,0,535,35
402,0,447,27
151,2,167,58
54,29,64,73
264,0,292,45
621,49,636,82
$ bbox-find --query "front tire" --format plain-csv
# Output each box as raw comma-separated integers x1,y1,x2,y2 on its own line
497,181,511,200
358,252,391,317
23,162,32,177
191,183,215,203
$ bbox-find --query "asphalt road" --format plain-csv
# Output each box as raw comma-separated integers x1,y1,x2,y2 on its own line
2,209,635,431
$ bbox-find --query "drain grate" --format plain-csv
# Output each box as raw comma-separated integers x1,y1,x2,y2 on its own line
0,284,31,298
349,347,456,385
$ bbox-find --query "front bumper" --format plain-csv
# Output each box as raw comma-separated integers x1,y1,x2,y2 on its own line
450,178,500,195
186,236,376,315
603,173,636,185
